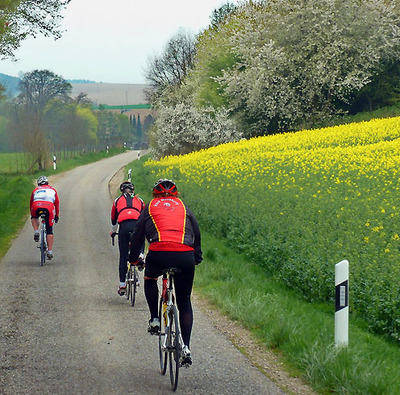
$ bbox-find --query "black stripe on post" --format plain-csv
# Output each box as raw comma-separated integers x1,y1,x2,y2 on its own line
335,280,348,312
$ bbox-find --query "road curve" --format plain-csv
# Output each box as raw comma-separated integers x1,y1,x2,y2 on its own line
0,151,285,395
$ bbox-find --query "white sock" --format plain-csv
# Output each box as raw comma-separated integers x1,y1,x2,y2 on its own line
120,282,126,287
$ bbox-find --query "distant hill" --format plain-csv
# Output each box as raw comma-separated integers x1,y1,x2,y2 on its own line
71,83,148,106
67,79,96,84
0,73,20,97
0,73,148,105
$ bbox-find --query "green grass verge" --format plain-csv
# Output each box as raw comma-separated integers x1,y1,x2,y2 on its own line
125,154,400,395
196,233,400,394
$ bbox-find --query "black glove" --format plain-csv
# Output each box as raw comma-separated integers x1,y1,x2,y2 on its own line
110,231,117,238
54,216,59,223
195,253,203,265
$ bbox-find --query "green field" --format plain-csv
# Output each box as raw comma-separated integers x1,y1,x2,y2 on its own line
92,104,151,110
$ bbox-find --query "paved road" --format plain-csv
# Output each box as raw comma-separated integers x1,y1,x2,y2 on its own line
0,151,285,395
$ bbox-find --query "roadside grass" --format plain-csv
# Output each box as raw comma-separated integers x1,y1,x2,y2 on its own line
196,233,400,394
0,148,126,260
126,153,400,395
0,148,126,175
0,174,33,259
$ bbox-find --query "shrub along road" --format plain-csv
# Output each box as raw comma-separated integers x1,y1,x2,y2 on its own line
0,151,284,394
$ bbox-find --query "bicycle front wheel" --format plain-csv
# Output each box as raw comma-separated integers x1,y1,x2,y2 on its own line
168,305,181,391
158,298,168,375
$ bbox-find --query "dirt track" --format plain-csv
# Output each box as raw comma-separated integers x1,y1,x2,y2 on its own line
0,151,288,395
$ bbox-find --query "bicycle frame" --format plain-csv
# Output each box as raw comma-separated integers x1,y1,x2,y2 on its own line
160,273,183,351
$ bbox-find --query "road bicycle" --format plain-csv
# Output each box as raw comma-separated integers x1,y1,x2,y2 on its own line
158,267,185,391
37,210,47,266
112,231,143,306
125,260,143,307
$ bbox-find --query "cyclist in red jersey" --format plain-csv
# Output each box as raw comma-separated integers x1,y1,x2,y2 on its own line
129,179,202,366
111,181,145,296
30,175,60,260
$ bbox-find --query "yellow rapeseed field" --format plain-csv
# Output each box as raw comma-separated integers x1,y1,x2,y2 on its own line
146,116,400,341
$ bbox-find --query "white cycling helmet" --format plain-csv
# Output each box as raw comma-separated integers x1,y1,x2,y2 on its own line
37,175,48,186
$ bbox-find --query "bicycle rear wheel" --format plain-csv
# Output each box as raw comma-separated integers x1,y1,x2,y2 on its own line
126,266,132,301
130,267,138,307
40,227,46,266
158,298,168,375
168,305,180,391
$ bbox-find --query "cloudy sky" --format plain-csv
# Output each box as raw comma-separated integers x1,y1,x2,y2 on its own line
0,0,235,84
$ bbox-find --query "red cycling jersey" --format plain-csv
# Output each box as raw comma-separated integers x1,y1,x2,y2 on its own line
111,193,144,225
129,196,202,257
30,185,60,224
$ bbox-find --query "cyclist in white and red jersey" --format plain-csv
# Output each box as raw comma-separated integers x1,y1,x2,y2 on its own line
30,175,60,260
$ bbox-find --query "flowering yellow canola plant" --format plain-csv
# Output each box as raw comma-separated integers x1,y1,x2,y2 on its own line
146,116,400,342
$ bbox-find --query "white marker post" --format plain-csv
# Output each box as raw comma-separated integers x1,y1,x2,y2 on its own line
335,260,349,347
128,169,132,182
53,155,57,170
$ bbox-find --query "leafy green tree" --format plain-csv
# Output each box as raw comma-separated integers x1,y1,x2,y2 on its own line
10,69,71,170
349,61,400,113
44,101,98,151
209,2,238,29
189,18,238,109
0,0,71,59
144,28,197,104
96,110,130,148
18,69,71,115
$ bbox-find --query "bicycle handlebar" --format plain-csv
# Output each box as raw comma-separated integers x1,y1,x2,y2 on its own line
111,232,118,246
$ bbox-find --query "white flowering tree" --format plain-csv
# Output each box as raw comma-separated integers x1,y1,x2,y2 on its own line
219,0,400,135
150,101,241,158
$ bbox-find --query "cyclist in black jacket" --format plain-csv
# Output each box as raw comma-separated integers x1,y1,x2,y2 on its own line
110,181,145,296
129,179,202,366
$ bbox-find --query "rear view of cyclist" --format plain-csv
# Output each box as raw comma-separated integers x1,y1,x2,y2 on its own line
129,179,203,366
110,181,145,296
30,175,60,260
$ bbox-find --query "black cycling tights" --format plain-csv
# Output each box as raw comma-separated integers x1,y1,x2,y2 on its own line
144,250,195,347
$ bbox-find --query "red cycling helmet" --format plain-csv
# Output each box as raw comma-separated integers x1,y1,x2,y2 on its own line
153,179,178,196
